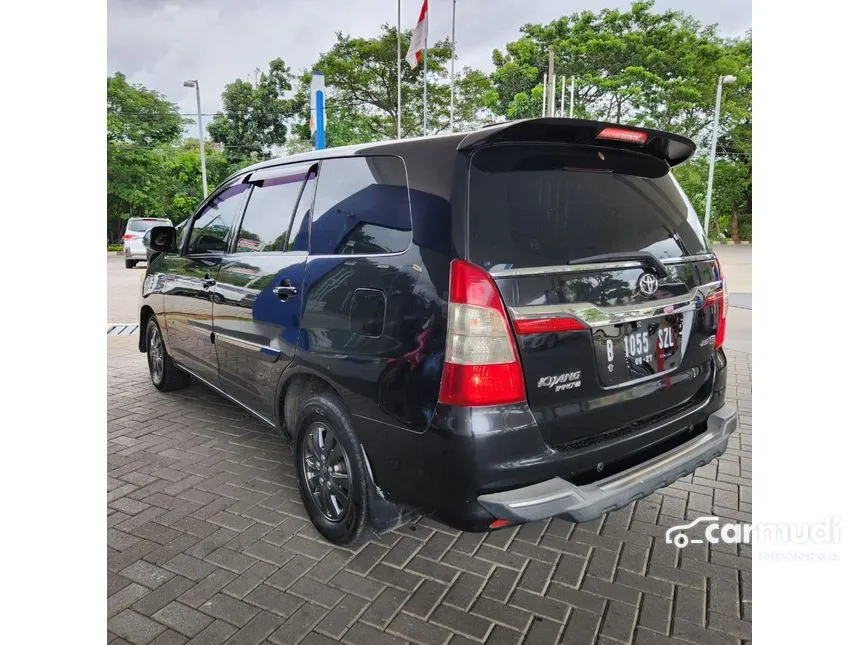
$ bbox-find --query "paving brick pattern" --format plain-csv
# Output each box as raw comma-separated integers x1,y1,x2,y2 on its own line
108,336,752,645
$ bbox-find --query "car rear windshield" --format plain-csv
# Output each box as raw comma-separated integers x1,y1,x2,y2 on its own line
467,144,708,271
127,219,169,233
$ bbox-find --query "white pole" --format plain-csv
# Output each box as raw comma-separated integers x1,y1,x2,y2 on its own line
184,80,207,195
704,75,735,237
423,3,428,136
397,0,402,139
569,76,574,117
450,0,456,131
560,76,565,117
547,50,555,117
195,83,208,197
541,73,547,117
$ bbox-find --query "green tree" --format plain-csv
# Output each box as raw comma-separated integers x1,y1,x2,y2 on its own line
107,73,187,241
673,33,752,240
488,1,750,144
208,58,295,163
290,25,496,146
159,140,238,223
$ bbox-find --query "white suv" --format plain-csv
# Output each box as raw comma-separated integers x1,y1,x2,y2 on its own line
123,217,171,268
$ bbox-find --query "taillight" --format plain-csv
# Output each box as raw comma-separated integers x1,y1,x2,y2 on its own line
439,260,526,407
705,258,728,350
122,233,137,240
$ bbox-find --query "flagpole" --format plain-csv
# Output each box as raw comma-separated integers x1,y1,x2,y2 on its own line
397,0,402,139
423,3,428,136
560,75,565,117
450,0,456,131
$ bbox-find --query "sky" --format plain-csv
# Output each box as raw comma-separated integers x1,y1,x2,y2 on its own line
107,0,751,129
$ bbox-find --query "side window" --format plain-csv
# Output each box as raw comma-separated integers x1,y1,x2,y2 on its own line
236,169,307,253
286,165,317,252
187,184,249,254
311,156,411,256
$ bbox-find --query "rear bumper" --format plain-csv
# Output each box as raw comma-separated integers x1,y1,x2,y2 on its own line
124,243,147,260
476,401,737,523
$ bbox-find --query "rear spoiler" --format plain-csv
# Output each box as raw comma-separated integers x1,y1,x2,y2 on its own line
457,118,696,166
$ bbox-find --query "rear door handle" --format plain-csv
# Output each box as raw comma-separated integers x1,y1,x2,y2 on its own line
273,282,298,300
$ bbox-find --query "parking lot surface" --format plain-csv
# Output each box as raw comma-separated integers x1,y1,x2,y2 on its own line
108,333,751,645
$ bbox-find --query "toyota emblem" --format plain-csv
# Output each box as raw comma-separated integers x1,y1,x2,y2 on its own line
638,272,659,297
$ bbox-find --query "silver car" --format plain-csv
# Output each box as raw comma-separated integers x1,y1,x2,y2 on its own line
123,217,172,268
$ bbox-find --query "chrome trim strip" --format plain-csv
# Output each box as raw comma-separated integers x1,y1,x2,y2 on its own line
490,255,715,278
173,364,278,428
662,254,715,265
491,261,643,278
214,333,281,363
509,280,721,327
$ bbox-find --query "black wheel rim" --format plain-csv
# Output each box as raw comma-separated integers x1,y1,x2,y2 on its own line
302,422,352,521
147,324,164,384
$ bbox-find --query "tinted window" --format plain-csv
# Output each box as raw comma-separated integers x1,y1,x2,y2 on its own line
187,184,249,254
236,170,306,253
468,144,708,271
288,166,317,252
311,156,411,255
127,219,170,233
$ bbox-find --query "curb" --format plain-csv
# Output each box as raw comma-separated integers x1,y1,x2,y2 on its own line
711,241,751,246
108,251,123,256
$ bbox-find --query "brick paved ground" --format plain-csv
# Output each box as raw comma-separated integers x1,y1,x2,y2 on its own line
108,336,751,645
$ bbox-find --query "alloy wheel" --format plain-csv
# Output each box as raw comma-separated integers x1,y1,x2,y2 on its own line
148,324,164,384
302,422,352,521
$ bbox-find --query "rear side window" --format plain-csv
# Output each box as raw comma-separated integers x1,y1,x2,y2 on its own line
127,219,169,233
311,156,411,255
235,169,307,253
468,144,708,271
288,166,317,252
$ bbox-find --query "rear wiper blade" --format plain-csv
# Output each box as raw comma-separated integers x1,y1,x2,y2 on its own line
567,251,669,278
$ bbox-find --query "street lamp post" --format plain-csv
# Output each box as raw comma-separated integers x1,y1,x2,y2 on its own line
703,74,736,239
183,80,208,198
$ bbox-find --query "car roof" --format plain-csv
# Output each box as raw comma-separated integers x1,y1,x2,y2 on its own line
237,130,468,174
218,118,695,190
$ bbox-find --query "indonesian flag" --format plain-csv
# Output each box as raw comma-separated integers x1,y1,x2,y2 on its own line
406,0,428,69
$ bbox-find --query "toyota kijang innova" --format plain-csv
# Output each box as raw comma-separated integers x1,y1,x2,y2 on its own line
139,118,737,545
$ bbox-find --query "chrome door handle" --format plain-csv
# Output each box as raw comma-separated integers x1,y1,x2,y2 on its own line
272,283,298,300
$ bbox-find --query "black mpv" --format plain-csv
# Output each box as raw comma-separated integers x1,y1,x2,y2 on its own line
139,118,738,546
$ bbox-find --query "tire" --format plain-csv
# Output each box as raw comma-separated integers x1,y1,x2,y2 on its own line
125,259,136,269
145,316,189,391
295,393,372,546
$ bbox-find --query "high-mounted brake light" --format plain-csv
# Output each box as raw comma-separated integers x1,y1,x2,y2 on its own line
439,260,526,407
596,127,648,145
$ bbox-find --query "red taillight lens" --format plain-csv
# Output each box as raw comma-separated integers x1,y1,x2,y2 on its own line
706,258,728,350
439,260,526,407
596,126,648,145
513,316,588,335
122,233,136,240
